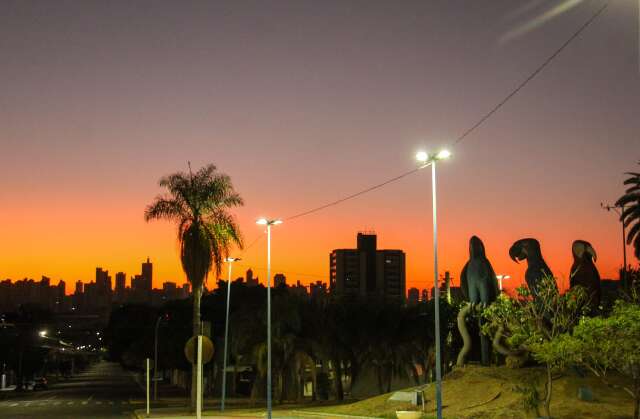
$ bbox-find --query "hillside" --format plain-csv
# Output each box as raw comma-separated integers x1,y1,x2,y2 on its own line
303,365,636,418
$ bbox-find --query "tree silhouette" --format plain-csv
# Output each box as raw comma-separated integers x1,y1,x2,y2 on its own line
616,162,640,261
144,163,243,408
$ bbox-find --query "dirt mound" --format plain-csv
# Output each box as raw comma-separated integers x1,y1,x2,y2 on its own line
310,365,635,418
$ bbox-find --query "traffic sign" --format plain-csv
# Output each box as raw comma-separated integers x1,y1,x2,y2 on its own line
184,335,214,364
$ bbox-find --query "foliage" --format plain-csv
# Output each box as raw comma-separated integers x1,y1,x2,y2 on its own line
145,163,244,289
482,274,589,417
512,373,542,416
554,301,640,419
616,161,640,260
144,163,243,408
105,284,459,403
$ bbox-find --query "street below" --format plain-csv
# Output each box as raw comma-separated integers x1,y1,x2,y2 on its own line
0,361,144,418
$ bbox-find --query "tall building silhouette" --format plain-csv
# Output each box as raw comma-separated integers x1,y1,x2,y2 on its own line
245,268,258,287
330,232,405,301
274,273,286,287
114,272,126,302
142,257,153,292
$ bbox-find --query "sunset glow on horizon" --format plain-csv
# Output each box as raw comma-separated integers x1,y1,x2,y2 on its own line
1,1,638,296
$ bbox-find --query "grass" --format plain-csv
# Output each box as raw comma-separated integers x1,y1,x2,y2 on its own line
293,365,636,419
137,365,637,418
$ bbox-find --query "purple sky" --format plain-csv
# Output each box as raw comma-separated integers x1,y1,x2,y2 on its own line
1,1,638,290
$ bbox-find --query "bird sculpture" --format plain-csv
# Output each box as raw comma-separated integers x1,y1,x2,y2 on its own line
509,238,556,296
570,240,601,309
457,236,499,366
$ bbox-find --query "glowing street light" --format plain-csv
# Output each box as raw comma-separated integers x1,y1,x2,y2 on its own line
256,218,282,419
38,330,47,338
221,256,241,411
416,148,451,419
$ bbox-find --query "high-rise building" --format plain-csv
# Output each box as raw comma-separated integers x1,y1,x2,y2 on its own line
95,268,111,292
408,287,420,306
376,249,405,300
310,281,328,300
180,283,191,299
115,272,126,301
142,258,153,292
246,269,258,287
330,232,406,301
95,267,112,308
57,280,66,297
162,281,178,300
274,273,286,288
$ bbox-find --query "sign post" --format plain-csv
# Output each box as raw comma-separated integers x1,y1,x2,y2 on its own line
146,358,150,417
196,335,203,419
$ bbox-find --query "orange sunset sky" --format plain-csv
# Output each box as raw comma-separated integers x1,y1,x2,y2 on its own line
1,1,638,294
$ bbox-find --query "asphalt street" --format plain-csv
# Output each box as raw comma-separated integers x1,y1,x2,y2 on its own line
0,361,144,418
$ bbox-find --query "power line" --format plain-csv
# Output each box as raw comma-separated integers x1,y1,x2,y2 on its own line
284,167,422,221
239,233,265,256
281,1,608,223
452,1,608,147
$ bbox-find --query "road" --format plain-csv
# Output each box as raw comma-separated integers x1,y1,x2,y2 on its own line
0,361,144,418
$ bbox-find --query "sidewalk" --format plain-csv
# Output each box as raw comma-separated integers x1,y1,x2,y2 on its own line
132,405,378,419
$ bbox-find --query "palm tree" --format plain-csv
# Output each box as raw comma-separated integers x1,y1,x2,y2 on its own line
616,162,640,260
145,163,243,408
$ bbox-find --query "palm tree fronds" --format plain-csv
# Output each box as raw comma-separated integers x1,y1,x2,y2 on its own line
144,196,188,222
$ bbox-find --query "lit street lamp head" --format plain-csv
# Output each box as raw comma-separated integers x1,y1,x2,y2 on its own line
225,257,241,262
436,149,451,160
415,150,429,163
415,149,452,165
39,330,47,337
256,218,283,226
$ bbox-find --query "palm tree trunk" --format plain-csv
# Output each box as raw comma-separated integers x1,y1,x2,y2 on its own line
190,284,202,411
232,352,239,397
333,359,344,400
311,360,318,401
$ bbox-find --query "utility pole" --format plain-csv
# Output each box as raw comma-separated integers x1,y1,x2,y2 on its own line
601,202,628,283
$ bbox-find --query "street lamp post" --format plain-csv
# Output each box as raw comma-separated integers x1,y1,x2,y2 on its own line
416,149,451,419
153,314,169,401
256,218,282,419
221,256,241,411
601,202,628,281
496,275,511,292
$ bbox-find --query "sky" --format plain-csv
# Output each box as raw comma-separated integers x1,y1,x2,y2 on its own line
1,0,639,294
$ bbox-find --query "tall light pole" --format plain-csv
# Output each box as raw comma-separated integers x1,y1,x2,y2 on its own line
256,217,282,419
416,149,451,419
601,202,628,281
154,316,161,401
496,275,511,292
221,256,241,411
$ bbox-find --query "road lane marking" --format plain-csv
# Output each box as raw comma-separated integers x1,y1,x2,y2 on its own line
96,400,102,405
67,401,74,405
54,401,61,405
10,403,18,407
109,401,114,405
